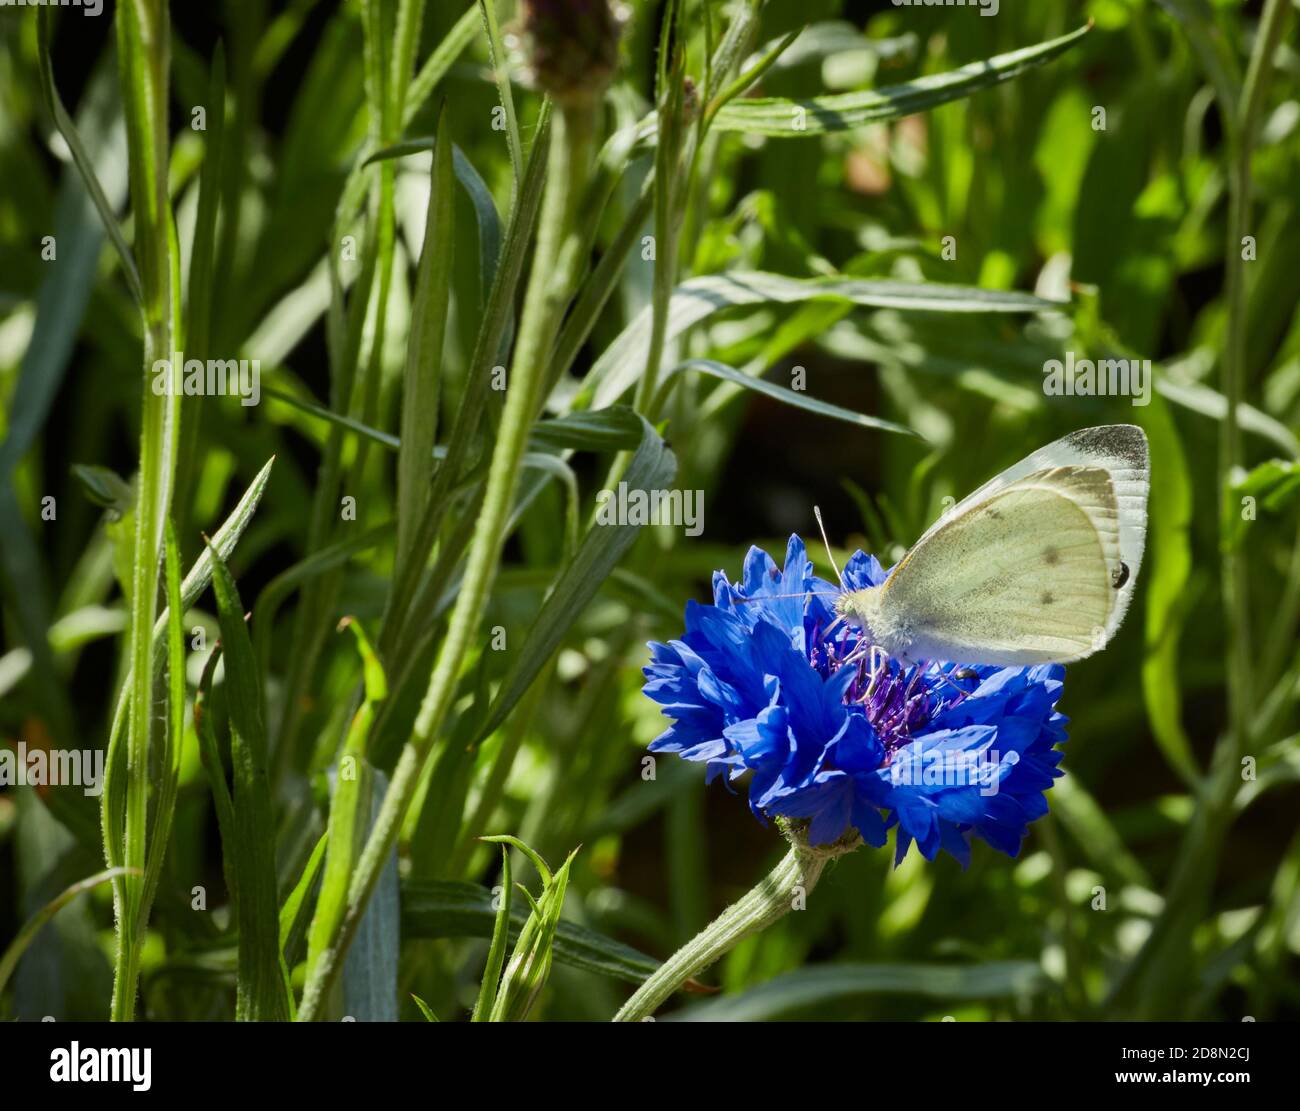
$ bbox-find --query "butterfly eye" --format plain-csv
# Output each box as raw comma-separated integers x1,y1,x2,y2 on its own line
1111,562,1130,589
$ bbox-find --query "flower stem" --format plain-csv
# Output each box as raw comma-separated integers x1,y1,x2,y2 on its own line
109,0,175,1023
613,831,858,1021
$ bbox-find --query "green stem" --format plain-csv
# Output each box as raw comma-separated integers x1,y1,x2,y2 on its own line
297,102,594,1021
110,0,175,1023
613,830,859,1022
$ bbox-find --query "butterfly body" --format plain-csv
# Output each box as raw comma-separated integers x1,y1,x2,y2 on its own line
834,425,1150,667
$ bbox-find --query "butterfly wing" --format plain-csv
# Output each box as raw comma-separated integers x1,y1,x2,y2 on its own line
876,465,1123,665
910,424,1149,648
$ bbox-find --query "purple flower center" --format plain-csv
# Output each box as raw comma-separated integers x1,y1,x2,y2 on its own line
809,615,975,759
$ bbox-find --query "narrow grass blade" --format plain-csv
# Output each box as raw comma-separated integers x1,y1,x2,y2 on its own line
135,521,186,948
705,27,802,127
527,406,645,452
1156,374,1300,458
207,545,291,1021
473,416,677,742
253,524,391,676
363,142,502,303
397,106,455,574
305,619,388,1016
270,384,637,459
477,0,522,189
0,868,137,999
280,831,328,968
405,5,480,128
36,9,143,306
544,177,654,397
481,834,552,886
103,458,276,843
657,358,917,438
583,272,1064,409
379,105,552,658
175,41,227,513
452,147,502,304
471,845,511,1021
111,0,182,1023
194,647,239,911
711,24,1092,136
411,994,440,1021
401,880,661,984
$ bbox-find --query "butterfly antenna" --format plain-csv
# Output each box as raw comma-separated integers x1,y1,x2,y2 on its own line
813,505,844,587
733,590,839,604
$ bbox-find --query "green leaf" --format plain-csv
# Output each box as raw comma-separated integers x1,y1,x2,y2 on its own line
667,961,1048,1021
339,617,389,704
135,521,186,952
1157,374,1300,458
280,832,328,969
745,22,916,74
1140,399,1200,784
105,457,276,776
71,464,135,521
582,272,1065,409
710,24,1092,136
705,28,802,127
480,835,553,886
306,617,390,1018
185,40,225,356
411,994,440,1022
36,9,143,306
401,880,662,985
471,846,511,1021
473,415,677,742
1237,733,1300,812
404,4,480,129
194,646,239,910
1228,458,1300,547
0,868,137,999
477,0,522,189
659,358,917,438
452,147,503,305
207,544,291,1022
343,769,401,1022
175,41,227,509
253,523,391,677
266,384,597,463
378,105,553,658
396,106,455,575
526,406,646,452
363,142,501,305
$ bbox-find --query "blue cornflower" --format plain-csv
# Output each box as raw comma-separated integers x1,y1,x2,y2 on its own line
642,536,1069,865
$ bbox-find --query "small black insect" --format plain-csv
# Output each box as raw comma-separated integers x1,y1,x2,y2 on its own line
1111,561,1130,589
954,668,980,683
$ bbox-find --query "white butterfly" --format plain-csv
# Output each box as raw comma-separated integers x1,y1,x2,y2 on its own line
832,425,1150,667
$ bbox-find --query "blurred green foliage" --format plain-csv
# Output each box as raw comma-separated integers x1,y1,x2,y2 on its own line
0,0,1297,1021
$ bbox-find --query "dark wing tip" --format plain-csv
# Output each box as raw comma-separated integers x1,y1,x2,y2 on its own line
1064,424,1148,468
